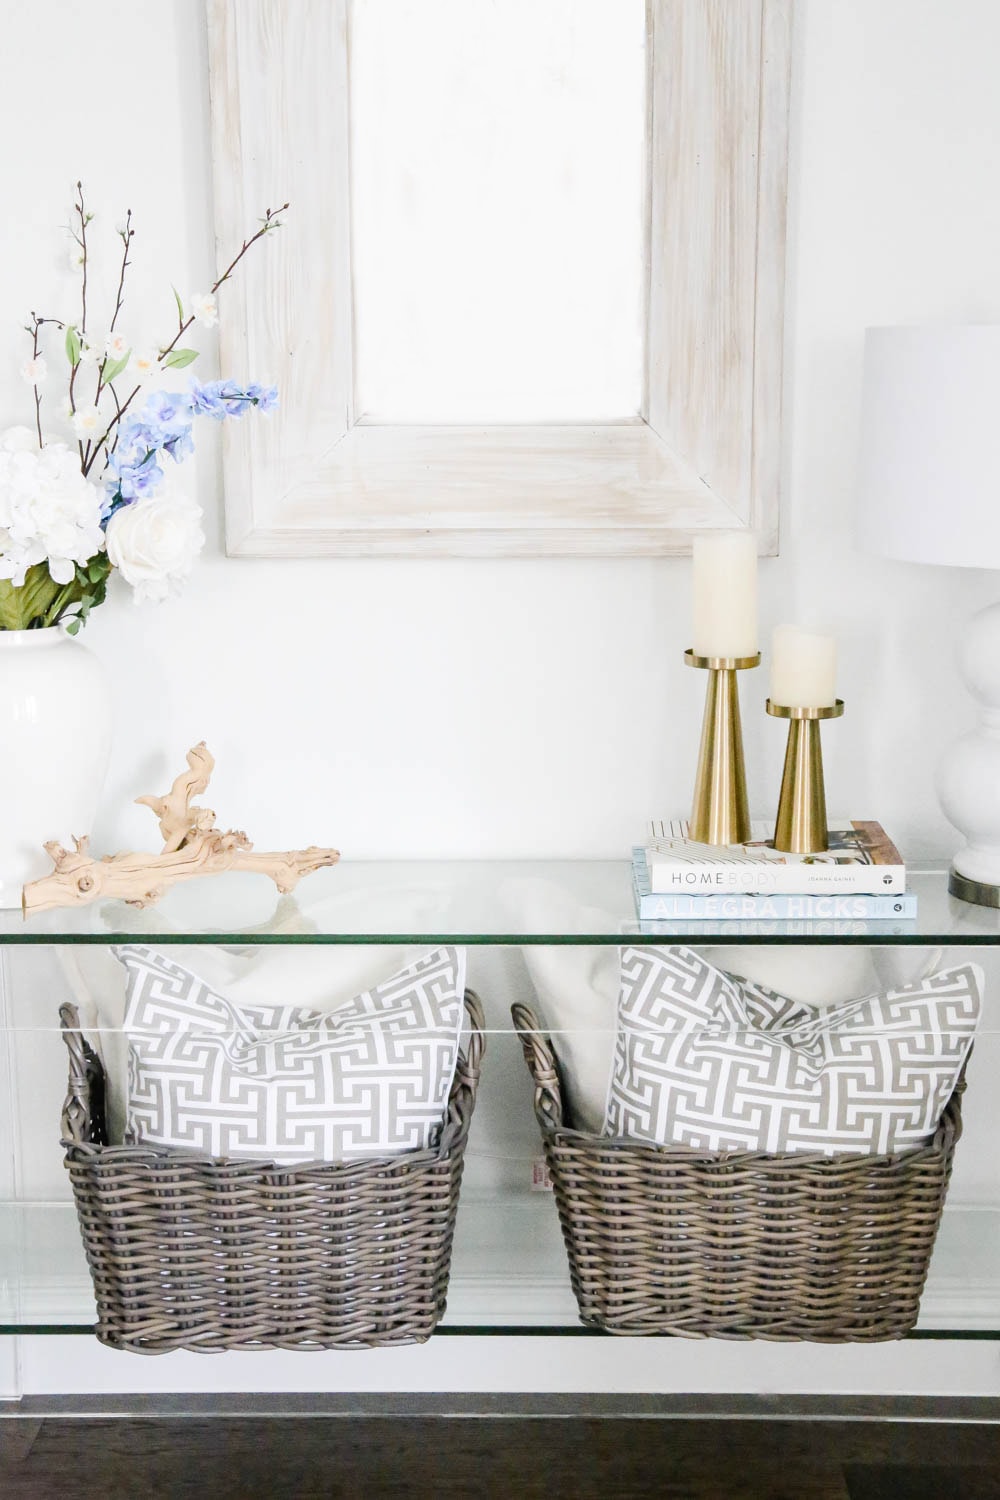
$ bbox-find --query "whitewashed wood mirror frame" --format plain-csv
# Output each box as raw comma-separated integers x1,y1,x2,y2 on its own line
207,0,792,558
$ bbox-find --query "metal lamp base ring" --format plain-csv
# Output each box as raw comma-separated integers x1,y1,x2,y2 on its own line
948,869,1000,908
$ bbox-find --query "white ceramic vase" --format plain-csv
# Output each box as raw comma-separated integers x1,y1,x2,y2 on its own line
0,628,112,908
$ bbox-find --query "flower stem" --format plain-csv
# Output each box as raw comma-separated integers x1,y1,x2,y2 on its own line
83,201,288,475
76,182,89,340
108,209,133,337
93,208,134,431
25,313,65,449
30,317,43,448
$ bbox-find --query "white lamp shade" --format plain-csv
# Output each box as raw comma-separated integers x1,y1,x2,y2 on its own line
857,324,1000,568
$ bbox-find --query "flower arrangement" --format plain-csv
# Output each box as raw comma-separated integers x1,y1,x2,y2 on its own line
0,183,285,631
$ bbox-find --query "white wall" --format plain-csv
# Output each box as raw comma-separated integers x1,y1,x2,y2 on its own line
2,0,1000,1398
1,0,998,859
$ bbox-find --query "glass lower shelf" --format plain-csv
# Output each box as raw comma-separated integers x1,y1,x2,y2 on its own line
0,1197,997,1336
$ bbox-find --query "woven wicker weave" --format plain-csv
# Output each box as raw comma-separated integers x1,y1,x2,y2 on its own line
512,1002,963,1342
60,991,484,1354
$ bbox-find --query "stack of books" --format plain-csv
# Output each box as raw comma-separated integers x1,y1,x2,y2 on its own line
631,819,916,935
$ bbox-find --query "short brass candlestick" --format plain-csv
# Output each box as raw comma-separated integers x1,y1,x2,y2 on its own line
685,649,761,846
766,699,845,854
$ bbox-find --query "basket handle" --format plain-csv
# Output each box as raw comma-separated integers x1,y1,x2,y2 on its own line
59,1001,109,1147
511,1001,565,1133
459,987,486,1082
441,988,486,1141
59,1001,93,1145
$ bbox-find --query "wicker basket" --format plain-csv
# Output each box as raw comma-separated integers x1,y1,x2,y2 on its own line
60,991,485,1354
512,1002,963,1342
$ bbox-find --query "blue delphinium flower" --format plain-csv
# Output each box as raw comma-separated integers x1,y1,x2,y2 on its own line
246,382,278,413
101,380,277,525
103,415,168,517
106,446,164,505
186,381,229,420
141,391,195,461
143,389,192,432
188,377,279,420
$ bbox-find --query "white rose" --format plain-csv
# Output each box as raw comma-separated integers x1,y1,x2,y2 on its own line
105,493,205,603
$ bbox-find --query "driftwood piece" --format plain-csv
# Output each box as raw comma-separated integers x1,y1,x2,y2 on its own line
135,741,216,852
22,742,340,916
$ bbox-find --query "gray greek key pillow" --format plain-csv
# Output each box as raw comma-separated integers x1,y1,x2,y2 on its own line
603,945,980,1155
120,944,466,1163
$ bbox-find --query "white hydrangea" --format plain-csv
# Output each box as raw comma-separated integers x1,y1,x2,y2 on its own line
105,491,205,603
0,428,106,588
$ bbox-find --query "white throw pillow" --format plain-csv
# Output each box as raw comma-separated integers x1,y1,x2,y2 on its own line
503,876,881,1132
604,945,980,1155
120,944,467,1163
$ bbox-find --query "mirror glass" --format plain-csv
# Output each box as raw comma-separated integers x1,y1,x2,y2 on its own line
350,0,648,424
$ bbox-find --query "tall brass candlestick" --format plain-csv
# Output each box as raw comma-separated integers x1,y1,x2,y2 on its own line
766,699,845,853
685,649,761,846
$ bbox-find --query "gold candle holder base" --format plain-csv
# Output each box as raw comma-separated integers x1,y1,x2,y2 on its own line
685,649,761,846
766,699,845,854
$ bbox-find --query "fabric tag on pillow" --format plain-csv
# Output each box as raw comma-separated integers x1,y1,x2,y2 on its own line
603,945,980,1155
120,944,466,1163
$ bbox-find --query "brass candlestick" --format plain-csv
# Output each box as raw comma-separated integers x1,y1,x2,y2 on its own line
766,699,845,853
685,649,761,846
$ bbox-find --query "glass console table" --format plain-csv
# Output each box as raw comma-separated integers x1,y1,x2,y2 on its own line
0,860,996,1340
3,859,1000,945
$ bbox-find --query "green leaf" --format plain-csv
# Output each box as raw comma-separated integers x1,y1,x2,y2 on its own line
0,556,115,632
64,618,81,636
0,580,29,631
172,285,185,324
0,563,63,630
162,347,199,369
65,326,81,367
102,352,130,384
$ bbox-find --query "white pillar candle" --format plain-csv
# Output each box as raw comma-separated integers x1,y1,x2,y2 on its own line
691,531,758,658
770,624,838,708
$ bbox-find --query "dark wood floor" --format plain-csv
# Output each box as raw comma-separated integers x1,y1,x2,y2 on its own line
0,1418,998,1499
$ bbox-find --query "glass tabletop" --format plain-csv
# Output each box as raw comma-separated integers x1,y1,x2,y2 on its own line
0,860,996,945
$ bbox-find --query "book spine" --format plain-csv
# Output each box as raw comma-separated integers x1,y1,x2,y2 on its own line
645,858,906,896
624,918,917,937
634,889,917,919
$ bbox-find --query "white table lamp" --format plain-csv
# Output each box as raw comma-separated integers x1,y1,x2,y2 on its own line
857,324,1000,905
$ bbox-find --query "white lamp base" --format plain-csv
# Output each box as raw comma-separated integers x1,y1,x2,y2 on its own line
937,600,1000,904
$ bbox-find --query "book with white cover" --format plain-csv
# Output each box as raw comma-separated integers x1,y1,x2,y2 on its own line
644,819,906,896
632,849,916,918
